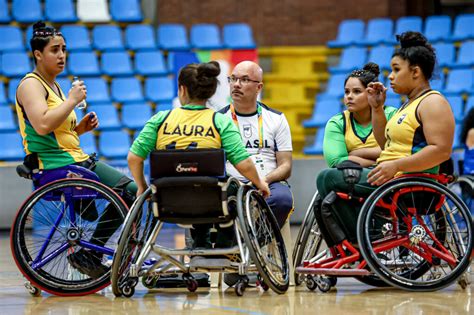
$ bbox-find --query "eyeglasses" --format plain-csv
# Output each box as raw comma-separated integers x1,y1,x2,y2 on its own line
227,76,261,85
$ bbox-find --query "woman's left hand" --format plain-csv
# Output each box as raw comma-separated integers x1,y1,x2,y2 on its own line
367,161,399,186
75,112,99,135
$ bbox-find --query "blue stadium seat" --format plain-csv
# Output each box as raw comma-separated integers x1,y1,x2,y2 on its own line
135,50,167,76
443,69,473,95
424,15,452,42
60,25,91,51
433,43,455,67
2,52,31,77
329,47,367,73
145,77,175,103
453,123,461,149
327,19,365,48
45,0,77,23
449,41,474,69
451,14,474,41
92,25,124,51
465,95,474,113
430,72,445,91
385,96,402,109
157,24,190,51
88,104,120,130
68,51,100,76
7,78,21,103
367,45,394,70
79,132,97,155
357,18,393,46
0,107,16,132
191,24,223,50
303,128,325,155
125,24,156,51
82,77,110,104
392,16,422,38
111,77,144,103
446,95,464,123
0,132,23,160
12,0,43,24
55,77,71,94
167,51,199,75
101,51,133,77
0,0,11,23
223,23,256,49
318,74,346,99
110,0,143,22
0,82,7,105
0,26,25,52
303,100,342,128
122,103,152,130
156,101,173,112
99,130,130,159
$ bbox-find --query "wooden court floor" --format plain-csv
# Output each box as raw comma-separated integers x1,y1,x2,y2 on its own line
1,230,472,315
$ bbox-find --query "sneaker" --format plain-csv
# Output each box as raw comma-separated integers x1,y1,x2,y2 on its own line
67,249,108,279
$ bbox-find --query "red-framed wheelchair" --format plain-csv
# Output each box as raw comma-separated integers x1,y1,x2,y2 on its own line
294,164,473,292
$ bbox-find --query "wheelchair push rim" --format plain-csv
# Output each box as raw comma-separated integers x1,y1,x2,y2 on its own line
10,178,128,296
357,179,474,291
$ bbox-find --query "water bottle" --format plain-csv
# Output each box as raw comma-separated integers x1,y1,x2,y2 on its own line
72,76,87,109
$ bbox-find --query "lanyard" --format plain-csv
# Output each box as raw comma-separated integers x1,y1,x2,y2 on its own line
230,103,264,149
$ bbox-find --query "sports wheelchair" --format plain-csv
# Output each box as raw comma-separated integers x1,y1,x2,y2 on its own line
294,161,473,292
10,155,129,296
110,149,289,297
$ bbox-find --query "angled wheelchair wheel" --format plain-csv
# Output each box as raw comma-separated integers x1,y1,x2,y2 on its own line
449,176,474,216
357,178,474,291
10,178,128,296
237,185,290,294
291,192,324,286
111,189,156,297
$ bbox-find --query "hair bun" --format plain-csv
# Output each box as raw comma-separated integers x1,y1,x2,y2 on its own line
363,62,380,77
397,31,428,49
33,21,46,31
197,61,220,79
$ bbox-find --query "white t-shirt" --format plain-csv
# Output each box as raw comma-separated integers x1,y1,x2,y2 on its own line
219,102,293,181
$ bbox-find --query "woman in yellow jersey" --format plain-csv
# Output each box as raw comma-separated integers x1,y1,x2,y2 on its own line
128,61,269,251
316,31,454,246
323,62,397,168
15,22,138,278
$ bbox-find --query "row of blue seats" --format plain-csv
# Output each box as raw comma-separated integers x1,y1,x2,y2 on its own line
0,129,138,161
330,42,474,74
328,14,474,48
0,22,256,52
0,0,142,23
0,76,176,105
0,50,171,77
0,102,168,133
303,94,474,129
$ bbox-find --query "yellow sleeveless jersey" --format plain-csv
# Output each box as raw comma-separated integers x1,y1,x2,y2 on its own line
156,107,221,150
342,110,378,153
377,90,441,173
16,72,88,169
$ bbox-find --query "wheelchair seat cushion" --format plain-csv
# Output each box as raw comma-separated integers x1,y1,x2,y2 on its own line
33,165,100,189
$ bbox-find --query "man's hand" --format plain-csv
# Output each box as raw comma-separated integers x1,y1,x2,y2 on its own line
256,179,270,198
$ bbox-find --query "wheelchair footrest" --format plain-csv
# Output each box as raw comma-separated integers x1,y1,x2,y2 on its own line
295,267,371,277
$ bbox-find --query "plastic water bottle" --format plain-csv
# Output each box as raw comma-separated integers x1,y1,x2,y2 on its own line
72,76,87,109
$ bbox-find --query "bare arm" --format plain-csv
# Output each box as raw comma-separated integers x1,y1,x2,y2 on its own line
466,129,474,148
127,151,148,196
368,94,454,185
367,82,388,148
349,147,381,160
18,79,86,135
264,151,292,184
347,156,376,167
234,157,270,198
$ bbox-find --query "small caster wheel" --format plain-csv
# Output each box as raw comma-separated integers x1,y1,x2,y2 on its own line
186,279,198,292
328,276,337,287
257,275,269,291
142,275,157,289
25,282,41,297
306,276,317,291
122,285,135,298
235,281,246,296
457,274,470,290
318,278,332,293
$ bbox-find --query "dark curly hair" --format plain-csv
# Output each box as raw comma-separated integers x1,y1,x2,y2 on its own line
344,62,380,87
461,107,474,145
178,61,220,100
30,21,64,64
393,31,436,80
